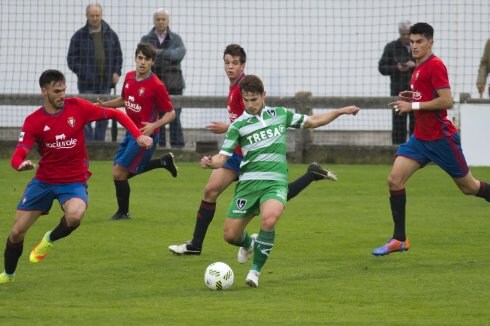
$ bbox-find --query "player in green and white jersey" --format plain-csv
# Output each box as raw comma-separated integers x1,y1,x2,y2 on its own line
201,75,360,288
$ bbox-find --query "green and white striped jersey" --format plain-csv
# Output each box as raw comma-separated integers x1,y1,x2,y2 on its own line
220,106,307,187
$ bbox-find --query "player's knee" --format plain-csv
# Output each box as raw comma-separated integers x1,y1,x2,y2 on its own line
203,185,221,201
387,174,403,189
223,230,239,244
9,229,26,243
261,215,279,231
458,185,476,196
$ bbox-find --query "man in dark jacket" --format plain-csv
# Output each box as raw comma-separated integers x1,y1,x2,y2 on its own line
378,20,416,145
141,8,186,148
67,3,123,141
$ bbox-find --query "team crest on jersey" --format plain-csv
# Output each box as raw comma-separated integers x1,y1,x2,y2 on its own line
236,198,247,209
67,116,76,127
138,87,145,96
415,71,420,80
266,109,276,117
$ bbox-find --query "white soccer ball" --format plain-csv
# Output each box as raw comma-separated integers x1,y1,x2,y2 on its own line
204,262,234,290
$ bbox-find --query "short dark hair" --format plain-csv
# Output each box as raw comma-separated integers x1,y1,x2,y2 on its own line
39,69,65,88
223,44,246,64
239,75,264,94
135,42,157,61
410,22,434,39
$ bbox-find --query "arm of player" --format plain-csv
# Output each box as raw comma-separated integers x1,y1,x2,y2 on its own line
390,88,453,113
105,108,153,149
98,96,125,108
201,153,229,169
303,106,360,129
140,110,176,136
206,121,230,134
11,146,36,171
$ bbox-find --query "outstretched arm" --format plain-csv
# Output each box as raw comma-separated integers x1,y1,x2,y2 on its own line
98,96,125,108
303,106,360,129
200,153,229,169
206,121,229,134
105,108,153,149
390,88,453,113
11,146,35,171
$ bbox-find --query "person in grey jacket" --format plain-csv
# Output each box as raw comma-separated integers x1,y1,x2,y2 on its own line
67,3,123,141
141,8,186,148
378,21,416,145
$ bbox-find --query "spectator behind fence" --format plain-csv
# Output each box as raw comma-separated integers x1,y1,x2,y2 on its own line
477,38,490,98
67,3,123,141
141,8,186,149
378,20,416,145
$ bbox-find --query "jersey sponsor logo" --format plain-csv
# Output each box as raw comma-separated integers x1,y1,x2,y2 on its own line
125,98,142,113
67,116,76,128
43,125,50,131
246,126,285,144
19,131,25,142
138,87,145,96
46,134,78,149
233,198,247,214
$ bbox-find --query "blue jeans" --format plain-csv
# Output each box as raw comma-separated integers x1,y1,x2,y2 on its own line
159,89,185,148
80,87,111,141
159,107,185,148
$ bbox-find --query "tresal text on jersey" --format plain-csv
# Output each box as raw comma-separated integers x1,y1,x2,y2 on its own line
245,125,285,145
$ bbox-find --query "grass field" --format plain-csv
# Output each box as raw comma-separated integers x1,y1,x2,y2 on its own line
0,159,489,325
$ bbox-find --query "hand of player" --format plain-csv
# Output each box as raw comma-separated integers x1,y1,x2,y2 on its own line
17,160,35,171
389,100,411,114
136,135,153,149
140,122,157,136
200,155,213,168
95,98,104,106
398,90,413,102
341,106,360,116
206,121,229,134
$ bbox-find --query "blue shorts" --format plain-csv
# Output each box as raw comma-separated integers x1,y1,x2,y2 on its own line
223,151,243,175
396,133,469,178
114,132,159,174
17,178,88,214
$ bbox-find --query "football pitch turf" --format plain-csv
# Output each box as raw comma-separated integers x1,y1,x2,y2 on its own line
0,159,489,325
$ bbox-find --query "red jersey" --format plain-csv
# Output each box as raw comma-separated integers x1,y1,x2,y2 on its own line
121,71,174,135
227,73,246,155
16,98,112,184
411,55,457,140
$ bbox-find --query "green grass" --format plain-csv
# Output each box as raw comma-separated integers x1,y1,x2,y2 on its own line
0,159,489,325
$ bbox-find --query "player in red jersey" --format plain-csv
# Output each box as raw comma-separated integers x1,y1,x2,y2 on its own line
0,69,153,284
98,43,178,220
372,23,490,256
168,44,338,255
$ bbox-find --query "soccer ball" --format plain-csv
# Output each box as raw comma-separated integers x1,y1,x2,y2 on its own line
204,262,234,290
